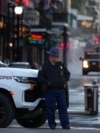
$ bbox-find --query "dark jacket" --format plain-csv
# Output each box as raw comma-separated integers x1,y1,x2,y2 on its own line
38,61,70,90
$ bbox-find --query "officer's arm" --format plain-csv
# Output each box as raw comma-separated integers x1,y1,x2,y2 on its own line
38,66,48,85
63,65,70,81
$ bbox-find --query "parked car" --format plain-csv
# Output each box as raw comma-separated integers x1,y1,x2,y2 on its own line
8,62,31,69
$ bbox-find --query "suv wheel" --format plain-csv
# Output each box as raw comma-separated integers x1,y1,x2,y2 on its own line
0,94,15,127
16,113,46,128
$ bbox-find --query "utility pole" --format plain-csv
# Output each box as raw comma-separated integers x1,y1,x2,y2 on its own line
67,0,71,25
94,0,100,36
63,25,68,67
62,0,69,66
97,0,100,84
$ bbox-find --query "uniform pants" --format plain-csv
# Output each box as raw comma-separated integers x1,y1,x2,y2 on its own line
45,89,69,128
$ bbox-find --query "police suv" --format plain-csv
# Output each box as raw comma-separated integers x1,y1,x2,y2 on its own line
0,67,46,128
80,50,100,75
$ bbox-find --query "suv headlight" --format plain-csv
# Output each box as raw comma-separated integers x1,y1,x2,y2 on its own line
83,60,89,68
14,76,31,83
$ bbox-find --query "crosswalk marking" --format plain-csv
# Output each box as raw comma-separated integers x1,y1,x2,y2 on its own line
8,120,100,130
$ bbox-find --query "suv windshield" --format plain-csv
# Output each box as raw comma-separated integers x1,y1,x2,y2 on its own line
85,51,100,59
9,62,31,69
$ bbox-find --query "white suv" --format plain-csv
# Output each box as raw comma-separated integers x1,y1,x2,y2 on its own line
0,67,46,128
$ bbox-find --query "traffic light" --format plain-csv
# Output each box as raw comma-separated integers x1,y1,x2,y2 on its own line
93,35,100,42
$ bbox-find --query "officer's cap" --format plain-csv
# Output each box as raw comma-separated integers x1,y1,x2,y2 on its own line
46,47,59,57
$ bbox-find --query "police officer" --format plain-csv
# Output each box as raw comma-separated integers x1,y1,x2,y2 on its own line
38,47,70,129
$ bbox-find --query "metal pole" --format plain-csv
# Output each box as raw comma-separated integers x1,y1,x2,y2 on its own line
16,15,20,61
67,0,71,25
6,2,10,59
95,1,100,84
63,26,68,66
12,4,15,62
3,18,6,61
63,0,68,66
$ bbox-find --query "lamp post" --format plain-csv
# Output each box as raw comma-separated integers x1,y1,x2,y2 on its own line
9,42,13,61
14,6,23,61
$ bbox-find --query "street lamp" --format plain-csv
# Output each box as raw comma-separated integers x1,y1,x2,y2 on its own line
14,6,23,15
14,5,23,61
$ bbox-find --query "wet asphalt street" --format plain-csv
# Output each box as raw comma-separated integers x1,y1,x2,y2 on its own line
67,45,100,129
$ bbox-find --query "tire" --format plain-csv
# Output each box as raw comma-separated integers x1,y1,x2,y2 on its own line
0,94,15,127
16,113,46,128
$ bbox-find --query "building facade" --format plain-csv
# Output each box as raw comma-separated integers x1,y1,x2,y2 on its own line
0,0,68,65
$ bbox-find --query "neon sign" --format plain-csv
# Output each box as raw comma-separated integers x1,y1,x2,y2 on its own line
15,0,28,3
28,34,45,46
15,0,32,8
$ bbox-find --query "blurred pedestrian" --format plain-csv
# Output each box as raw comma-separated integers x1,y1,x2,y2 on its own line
38,47,70,129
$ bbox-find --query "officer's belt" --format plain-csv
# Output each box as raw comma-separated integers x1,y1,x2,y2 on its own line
48,86,64,90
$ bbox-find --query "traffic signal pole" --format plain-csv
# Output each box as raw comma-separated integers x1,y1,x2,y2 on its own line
62,0,70,66
63,25,68,66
